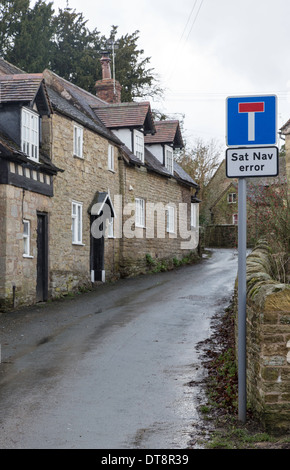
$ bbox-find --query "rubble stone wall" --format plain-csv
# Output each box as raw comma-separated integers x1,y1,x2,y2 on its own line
235,242,290,433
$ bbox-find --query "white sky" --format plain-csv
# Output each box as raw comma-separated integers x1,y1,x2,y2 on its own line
43,0,290,150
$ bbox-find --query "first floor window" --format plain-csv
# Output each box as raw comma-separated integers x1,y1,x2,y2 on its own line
191,203,197,228
233,213,238,225
166,205,175,233
165,146,174,174
73,124,83,158
133,129,144,163
228,193,237,203
108,144,114,171
72,201,83,244
23,220,31,256
135,198,145,227
21,108,39,161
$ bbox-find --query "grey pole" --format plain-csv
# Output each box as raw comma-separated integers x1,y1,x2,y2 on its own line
238,177,247,423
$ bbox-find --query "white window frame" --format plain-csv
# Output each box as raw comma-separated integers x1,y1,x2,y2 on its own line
107,215,114,238
73,124,83,158
233,213,238,225
166,205,175,233
135,198,145,228
165,145,174,175
72,201,83,244
133,129,144,163
108,144,114,171
191,203,197,228
21,107,39,162
23,220,32,257
228,192,237,203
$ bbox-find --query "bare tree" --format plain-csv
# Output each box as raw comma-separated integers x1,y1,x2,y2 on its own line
175,137,223,201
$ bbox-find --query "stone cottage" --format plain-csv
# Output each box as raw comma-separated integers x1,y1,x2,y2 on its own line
0,56,199,309
0,69,60,309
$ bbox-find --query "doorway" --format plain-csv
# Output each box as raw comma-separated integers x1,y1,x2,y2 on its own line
36,212,48,302
90,213,105,282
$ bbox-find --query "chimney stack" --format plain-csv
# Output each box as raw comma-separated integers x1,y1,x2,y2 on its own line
95,51,122,104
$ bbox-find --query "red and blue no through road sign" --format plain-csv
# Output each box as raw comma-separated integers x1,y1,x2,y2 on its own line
226,95,277,146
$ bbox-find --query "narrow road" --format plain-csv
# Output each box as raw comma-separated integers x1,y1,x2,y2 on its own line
0,248,238,449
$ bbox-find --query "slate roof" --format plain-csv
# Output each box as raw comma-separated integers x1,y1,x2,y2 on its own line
120,144,198,188
0,131,60,174
0,58,26,75
145,120,184,148
174,161,198,187
92,102,156,134
43,69,122,145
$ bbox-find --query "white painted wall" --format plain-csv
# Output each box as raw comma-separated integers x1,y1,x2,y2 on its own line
146,144,163,164
112,129,132,151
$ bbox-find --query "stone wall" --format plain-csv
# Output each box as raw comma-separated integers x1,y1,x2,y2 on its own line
235,242,290,433
120,161,198,277
49,112,121,296
0,184,52,310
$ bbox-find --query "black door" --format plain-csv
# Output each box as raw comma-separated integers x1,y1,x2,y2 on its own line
90,213,104,282
36,212,48,302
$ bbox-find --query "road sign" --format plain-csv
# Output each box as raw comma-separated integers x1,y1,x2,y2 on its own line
225,94,279,424
226,95,277,146
226,146,279,178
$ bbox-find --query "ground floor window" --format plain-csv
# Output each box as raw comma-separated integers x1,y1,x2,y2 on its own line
72,201,83,244
135,198,145,227
166,205,175,233
23,219,31,256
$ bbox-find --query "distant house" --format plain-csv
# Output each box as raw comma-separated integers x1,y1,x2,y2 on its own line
279,120,290,199
0,55,200,310
203,152,287,248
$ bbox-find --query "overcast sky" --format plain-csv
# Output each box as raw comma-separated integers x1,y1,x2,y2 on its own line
45,0,290,150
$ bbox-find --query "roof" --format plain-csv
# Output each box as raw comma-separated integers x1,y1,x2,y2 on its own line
174,161,198,187
0,73,52,114
43,69,121,145
0,131,60,174
0,58,26,75
89,191,116,216
121,144,198,188
280,118,290,134
92,102,156,134
145,120,184,148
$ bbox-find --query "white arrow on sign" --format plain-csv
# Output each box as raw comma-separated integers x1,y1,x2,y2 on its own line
238,102,265,141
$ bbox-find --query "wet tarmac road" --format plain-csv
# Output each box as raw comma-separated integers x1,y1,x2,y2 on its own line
0,249,238,449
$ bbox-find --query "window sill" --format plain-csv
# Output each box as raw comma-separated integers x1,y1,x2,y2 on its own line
72,242,85,246
23,254,34,259
73,154,84,160
27,156,40,164
108,168,115,173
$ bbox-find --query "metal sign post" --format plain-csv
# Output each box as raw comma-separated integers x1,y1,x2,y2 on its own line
237,177,247,423
226,94,278,423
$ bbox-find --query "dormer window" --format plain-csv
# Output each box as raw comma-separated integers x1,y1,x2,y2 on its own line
21,108,39,162
133,129,144,163
165,145,174,175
